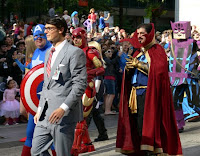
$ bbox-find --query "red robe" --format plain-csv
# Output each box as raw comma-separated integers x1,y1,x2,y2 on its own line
116,24,182,155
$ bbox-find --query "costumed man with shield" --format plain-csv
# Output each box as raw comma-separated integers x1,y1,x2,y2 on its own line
20,24,56,156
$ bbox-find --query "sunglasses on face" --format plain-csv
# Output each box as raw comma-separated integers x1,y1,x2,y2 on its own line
105,50,112,54
111,47,115,50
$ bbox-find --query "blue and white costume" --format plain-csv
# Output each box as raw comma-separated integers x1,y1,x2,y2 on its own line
21,24,55,156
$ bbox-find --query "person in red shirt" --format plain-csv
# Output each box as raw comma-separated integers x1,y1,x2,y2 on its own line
88,8,96,34
26,22,33,36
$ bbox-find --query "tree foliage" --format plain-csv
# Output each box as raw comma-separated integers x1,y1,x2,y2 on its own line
1,0,112,21
145,2,167,20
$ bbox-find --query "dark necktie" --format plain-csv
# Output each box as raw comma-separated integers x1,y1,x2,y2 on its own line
46,47,55,77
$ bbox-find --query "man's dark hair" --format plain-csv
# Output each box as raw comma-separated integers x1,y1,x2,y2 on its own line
137,23,152,34
46,17,67,36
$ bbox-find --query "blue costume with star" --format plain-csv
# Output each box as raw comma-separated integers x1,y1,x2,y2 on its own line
24,40,51,147
21,24,56,156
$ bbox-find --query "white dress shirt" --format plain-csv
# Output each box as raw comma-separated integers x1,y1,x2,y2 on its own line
37,40,69,114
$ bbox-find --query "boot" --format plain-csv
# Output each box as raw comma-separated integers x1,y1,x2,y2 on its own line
71,121,86,155
175,109,185,131
51,149,56,156
21,145,31,156
19,137,27,142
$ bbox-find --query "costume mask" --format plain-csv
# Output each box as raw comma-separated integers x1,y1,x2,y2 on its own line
171,21,191,40
72,27,87,49
33,24,47,41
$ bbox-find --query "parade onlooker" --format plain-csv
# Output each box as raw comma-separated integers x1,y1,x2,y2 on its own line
13,36,35,72
62,10,71,27
71,11,79,28
0,41,8,81
99,11,110,33
0,41,8,101
119,41,129,73
14,21,24,38
83,19,91,33
120,29,127,40
49,4,55,18
102,27,110,40
103,48,122,115
4,36,16,78
87,32,93,42
23,22,29,37
65,32,73,44
192,30,200,41
15,31,25,44
80,15,87,28
0,78,20,125
114,26,121,41
26,22,34,36
10,50,23,86
15,41,25,64
88,8,97,34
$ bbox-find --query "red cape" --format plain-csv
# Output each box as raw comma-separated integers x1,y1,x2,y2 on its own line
116,44,182,155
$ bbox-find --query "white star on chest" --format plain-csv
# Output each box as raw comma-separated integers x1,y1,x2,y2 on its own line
32,55,43,67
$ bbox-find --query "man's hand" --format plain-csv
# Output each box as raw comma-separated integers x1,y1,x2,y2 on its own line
126,55,139,69
34,112,40,124
118,50,123,57
0,58,6,62
12,51,18,60
49,108,65,124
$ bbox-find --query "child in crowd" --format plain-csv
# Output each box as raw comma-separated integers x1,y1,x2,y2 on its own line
88,8,97,34
71,11,79,28
0,78,20,125
99,11,110,33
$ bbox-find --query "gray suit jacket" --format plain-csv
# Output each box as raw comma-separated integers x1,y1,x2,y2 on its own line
38,41,87,125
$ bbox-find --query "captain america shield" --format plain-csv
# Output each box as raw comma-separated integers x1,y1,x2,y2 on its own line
20,63,44,115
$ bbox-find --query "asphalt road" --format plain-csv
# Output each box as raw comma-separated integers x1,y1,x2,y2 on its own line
0,115,200,156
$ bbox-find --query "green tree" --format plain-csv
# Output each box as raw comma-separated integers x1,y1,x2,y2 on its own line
0,0,112,23
137,0,167,30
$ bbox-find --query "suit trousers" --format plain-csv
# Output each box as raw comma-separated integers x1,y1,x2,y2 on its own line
31,118,76,156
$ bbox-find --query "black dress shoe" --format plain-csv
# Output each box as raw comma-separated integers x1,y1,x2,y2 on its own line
178,127,184,133
94,135,109,142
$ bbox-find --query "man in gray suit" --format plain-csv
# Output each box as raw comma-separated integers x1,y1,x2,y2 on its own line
31,17,87,156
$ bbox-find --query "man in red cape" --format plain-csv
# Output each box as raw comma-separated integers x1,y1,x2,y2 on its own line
116,23,182,155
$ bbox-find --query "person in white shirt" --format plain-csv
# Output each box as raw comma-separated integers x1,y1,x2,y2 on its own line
62,10,71,27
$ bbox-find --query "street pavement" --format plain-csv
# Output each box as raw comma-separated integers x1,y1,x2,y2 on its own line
0,114,200,156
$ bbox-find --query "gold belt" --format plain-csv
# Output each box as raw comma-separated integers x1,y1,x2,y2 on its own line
129,86,147,114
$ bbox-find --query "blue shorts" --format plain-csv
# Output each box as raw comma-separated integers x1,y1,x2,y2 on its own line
91,22,96,29
104,79,115,94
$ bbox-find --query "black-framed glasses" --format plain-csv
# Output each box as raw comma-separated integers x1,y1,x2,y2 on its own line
44,27,57,32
